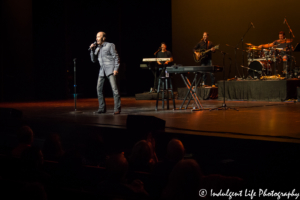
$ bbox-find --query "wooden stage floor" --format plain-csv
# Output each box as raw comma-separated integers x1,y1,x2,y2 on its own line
1,98,300,144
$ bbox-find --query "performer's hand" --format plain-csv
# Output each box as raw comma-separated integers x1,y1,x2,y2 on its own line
157,62,162,65
113,70,118,76
164,61,169,65
211,47,215,51
90,43,96,49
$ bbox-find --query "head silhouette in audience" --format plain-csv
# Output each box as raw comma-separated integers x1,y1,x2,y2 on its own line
12,126,34,157
106,153,128,182
163,159,203,200
42,133,64,161
98,152,149,198
19,146,50,184
129,140,156,172
21,146,44,170
147,139,185,199
167,139,185,163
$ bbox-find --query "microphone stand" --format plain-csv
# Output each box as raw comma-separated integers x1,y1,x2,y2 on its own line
226,44,246,79
152,48,161,92
210,51,238,111
70,58,82,114
235,23,254,79
284,17,295,78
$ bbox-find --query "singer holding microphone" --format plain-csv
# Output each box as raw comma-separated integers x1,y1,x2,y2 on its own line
89,31,121,114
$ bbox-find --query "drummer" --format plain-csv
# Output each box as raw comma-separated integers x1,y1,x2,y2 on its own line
258,31,292,74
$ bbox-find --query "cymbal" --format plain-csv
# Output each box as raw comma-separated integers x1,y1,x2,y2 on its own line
261,44,272,48
247,46,260,50
245,43,253,46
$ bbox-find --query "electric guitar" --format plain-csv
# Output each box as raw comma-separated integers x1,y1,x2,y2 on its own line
193,45,219,62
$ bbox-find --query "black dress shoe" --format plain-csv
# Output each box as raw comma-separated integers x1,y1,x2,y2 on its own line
96,109,106,114
114,110,121,115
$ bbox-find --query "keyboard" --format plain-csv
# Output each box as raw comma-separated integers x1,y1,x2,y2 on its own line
166,65,223,73
142,58,171,62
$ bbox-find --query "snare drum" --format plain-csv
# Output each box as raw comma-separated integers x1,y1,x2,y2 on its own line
247,49,260,60
261,49,271,58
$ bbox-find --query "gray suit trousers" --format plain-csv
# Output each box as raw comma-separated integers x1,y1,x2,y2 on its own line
97,74,121,112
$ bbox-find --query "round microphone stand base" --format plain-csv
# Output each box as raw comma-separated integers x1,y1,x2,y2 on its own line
70,110,83,114
210,105,239,111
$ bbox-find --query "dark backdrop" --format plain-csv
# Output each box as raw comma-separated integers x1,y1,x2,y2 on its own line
172,0,300,87
1,0,34,101
3,0,299,101
1,0,172,101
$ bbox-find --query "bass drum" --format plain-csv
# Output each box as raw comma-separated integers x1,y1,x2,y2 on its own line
248,61,272,78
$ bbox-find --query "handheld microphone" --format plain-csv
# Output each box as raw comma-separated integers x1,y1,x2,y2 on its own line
88,42,97,51
251,22,255,28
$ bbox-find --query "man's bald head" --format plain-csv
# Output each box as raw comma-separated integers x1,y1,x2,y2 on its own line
96,32,106,44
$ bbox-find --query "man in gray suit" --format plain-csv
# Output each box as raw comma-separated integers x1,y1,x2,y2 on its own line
90,32,121,114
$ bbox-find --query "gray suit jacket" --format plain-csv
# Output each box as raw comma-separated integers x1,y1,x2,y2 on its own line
90,42,120,76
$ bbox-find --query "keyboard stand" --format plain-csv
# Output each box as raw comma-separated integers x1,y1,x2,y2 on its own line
179,72,203,110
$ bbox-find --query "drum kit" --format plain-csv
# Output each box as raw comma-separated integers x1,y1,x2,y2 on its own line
244,39,296,79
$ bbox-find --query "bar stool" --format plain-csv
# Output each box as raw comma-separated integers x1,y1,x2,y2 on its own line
155,75,175,111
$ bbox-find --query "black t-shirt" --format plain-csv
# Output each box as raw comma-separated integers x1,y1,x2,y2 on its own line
273,40,292,56
193,40,214,61
273,40,291,48
157,51,173,66
157,51,172,58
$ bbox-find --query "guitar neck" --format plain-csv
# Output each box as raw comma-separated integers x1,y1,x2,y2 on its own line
196,45,218,54
203,49,212,54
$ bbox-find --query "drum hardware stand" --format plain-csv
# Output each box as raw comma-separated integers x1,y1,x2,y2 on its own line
293,43,300,78
284,17,295,79
210,51,238,111
70,58,83,114
271,47,277,76
241,66,262,79
226,44,242,79
265,54,271,75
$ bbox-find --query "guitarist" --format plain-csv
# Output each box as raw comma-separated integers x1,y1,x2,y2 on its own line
193,32,216,87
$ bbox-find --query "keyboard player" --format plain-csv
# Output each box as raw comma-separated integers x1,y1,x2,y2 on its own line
154,42,173,90
157,42,173,66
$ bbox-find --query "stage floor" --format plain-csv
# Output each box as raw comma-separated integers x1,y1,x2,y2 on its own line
1,98,300,144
